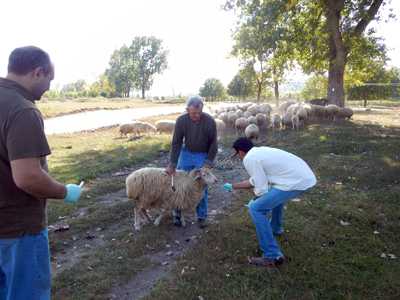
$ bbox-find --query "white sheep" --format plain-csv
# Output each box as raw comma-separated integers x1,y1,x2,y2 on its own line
325,104,340,121
119,121,156,137
271,114,281,131
126,167,217,231
235,117,249,134
155,120,176,134
215,118,226,136
336,107,353,120
255,113,269,128
245,124,260,140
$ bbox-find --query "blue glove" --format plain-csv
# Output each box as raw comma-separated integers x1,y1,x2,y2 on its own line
223,183,233,192
64,183,83,204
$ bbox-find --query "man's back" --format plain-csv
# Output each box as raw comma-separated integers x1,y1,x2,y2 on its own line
244,146,317,192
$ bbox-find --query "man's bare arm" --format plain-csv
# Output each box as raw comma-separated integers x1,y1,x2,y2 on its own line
11,157,66,199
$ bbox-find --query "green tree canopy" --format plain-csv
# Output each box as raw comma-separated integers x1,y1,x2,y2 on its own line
199,78,226,101
130,36,168,99
226,0,392,106
227,73,253,99
105,37,168,98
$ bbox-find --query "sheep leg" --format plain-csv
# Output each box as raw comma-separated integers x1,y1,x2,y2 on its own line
181,214,186,227
134,208,141,231
141,208,153,224
154,209,165,226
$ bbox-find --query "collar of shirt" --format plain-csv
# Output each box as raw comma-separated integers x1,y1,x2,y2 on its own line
0,77,36,102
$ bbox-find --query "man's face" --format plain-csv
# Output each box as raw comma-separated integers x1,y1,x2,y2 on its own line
187,105,202,122
31,64,54,100
238,150,246,160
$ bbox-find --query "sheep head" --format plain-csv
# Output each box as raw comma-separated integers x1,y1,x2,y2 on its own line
189,168,217,185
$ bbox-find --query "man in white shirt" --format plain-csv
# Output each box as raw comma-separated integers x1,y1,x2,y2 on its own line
223,137,317,268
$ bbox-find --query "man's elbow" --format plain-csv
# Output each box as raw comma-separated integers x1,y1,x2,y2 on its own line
13,173,39,195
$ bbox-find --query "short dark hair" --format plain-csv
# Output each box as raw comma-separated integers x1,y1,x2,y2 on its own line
232,137,254,153
186,95,204,109
8,46,51,75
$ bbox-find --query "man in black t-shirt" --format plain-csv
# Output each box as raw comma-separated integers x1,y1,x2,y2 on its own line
0,46,83,300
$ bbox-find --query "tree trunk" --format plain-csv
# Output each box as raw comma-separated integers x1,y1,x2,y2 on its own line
325,0,346,107
327,57,345,107
256,79,262,102
274,80,279,106
141,86,145,99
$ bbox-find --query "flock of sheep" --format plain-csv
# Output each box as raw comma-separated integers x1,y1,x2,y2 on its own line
211,101,354,140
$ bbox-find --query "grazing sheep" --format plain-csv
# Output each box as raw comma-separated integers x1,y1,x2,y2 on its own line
278,100,296,114
325,104,340,121
281,113,293,129
215,118,226,136
243,111,252,118
235,117,249,134
337,107,353,120
155,120,176,134
126,167,217,231
227,111,239,127
119,121,156,137
245,124,260,140
271,114,281,131
247,104,259,116
310,104,326,120
219,112,229,124
255,113,269,128
258,103,272,115
247,116,257,125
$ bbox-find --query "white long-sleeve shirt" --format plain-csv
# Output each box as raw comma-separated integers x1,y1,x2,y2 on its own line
243,146,317,196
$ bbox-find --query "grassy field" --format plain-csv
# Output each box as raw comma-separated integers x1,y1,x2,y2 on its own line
37,97,182,119
145,112,400,299
44,106,400,299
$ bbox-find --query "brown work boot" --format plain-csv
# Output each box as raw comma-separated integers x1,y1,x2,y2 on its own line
247,256,288,268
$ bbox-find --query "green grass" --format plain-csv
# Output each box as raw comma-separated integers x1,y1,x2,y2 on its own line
47,108,400,299
146,120,400,299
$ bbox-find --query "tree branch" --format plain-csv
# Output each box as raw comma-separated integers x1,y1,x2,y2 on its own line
353,0,384,36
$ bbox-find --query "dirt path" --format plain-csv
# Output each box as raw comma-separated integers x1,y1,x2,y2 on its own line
50,146,248,299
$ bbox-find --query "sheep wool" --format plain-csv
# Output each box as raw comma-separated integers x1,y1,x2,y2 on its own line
126,167,217,230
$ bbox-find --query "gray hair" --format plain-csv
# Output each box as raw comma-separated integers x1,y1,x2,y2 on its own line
186,95,204,109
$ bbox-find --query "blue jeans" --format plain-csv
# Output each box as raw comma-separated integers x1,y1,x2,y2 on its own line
176,148,208,220
247,188,305,259
0,229,51,300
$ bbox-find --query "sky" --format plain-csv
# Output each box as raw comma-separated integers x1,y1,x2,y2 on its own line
1,0,399,97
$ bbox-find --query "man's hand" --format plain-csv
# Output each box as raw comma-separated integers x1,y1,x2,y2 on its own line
64,182,84,204
165,165,176,176
223,183,233,192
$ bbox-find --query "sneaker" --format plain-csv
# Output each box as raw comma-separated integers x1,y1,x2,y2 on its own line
198,219,207,229
247,256,288,268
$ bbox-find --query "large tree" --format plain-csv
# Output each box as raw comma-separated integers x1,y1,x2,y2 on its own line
227,73,253,100
106,46,134,97
199,78,226,101
106,37,168,98
226,0,391,106
130,36,168,99
228,0,294,103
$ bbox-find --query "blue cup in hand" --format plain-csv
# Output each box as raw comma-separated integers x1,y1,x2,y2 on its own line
64,182,84,204
223,183,233,192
